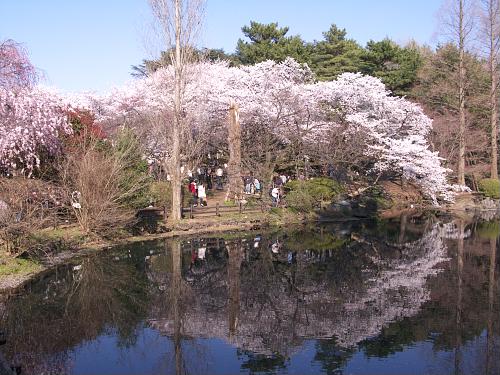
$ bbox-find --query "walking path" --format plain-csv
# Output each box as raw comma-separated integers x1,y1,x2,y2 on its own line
199,188,263,208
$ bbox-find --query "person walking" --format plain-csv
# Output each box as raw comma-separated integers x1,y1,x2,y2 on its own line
271,186,280,207
189,180,197,205
244,176,252,194
253,178,261,194
197,183,207,207
216,167,224,190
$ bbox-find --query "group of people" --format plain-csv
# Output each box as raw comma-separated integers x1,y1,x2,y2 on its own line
187,165,226,191
243,176,261,195
269,174,290,207
186,164,229,207
188,180,207,207
242,173,291,207
159,159,298,208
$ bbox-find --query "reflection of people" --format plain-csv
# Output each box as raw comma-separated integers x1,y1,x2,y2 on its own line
253,235,261,248
197,247,206,260
271,240,280,254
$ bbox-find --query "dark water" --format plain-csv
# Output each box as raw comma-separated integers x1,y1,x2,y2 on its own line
0,214,499,375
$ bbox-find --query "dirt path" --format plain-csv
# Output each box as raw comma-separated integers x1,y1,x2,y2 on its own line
199,187,263,208
206,188,227,207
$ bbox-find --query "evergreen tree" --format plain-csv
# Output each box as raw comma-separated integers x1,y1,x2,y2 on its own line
308,24,364,81
131,48,234,77
360,39,423,96
235,21,308,65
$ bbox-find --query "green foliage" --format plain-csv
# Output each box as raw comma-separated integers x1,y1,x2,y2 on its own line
360,39,423,96
223,200,236,207
114,128,152,209
309,24,365,81
476,220,500,240
478,178,500,199
364,185,392,210
285,178,343,212
149,181,171,208
233,22,422,93
285,188,316,212
0,258,41,276
149,181,192,209
132,47,235,77
284,231,347,252
235,21,308,65
412,43,489,113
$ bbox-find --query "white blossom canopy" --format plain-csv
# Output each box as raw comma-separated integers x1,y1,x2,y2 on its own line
2,58,454,203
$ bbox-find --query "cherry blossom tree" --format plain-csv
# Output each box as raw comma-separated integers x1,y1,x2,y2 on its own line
0,86,72,176
68,59,455,205
0,39,38,89
0,39,71,176
311,73,454,203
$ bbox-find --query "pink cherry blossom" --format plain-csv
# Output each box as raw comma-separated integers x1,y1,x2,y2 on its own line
0,86,72,175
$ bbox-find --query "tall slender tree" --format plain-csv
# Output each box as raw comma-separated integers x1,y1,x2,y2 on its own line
226,101,243,201
148,0,205,221
480,0,500,179
457,0,468,185
440,0,476,185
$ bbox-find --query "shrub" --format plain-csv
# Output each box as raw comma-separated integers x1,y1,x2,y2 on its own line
114,128,151,209
285,177,343,211
149,181,193,209
478,178,500,199
0,177,67,254
477,221,500,239
285,189,315,212
149,181,171,208
61,134,149,235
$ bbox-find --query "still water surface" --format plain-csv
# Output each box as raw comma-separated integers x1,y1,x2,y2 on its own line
1,214,499,375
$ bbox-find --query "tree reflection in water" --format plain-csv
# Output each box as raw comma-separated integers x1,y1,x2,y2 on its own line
0,215,498,375
1,250,151,374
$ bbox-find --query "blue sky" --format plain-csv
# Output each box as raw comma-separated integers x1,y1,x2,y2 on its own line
0,0,442,93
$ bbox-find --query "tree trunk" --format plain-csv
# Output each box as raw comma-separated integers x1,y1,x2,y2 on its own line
227,240,243,337
170,240,183,375
170,0,183,221
398,213,407,244
457,0,467,186
486,236,496,374
225,101,243,201
454,219,464,375
488,0,499,179
490,63,498,180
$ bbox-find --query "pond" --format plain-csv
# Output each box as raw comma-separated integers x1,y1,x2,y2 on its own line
0,214,499,375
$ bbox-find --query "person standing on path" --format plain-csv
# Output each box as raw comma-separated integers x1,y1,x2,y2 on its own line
254,178,261,194
189,180,197,205
197,183,207,207
271,186,280,207
216,167,224,190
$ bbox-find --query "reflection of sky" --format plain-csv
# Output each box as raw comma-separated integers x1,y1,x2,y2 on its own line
68,326,495,375
344,332,492,375
5,219,498,375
